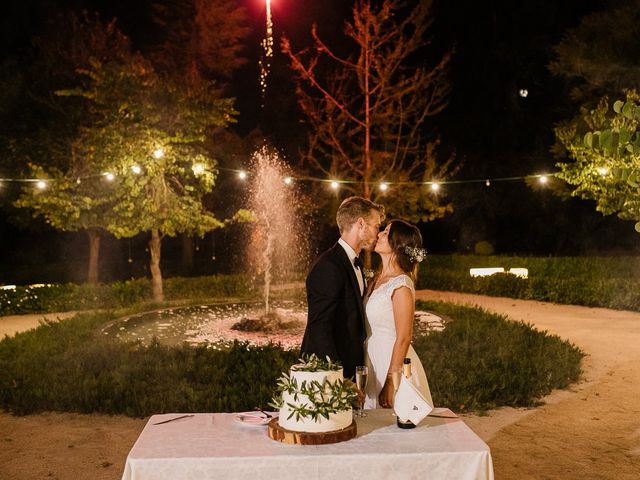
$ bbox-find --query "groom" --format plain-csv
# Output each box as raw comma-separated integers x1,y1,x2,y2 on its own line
301,196,385,379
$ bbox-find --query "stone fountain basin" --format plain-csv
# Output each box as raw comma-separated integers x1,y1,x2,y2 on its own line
101,302,444,350
101,301,308,350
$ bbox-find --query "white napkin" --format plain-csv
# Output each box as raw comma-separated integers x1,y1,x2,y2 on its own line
235,412,278,425
393,375,433,425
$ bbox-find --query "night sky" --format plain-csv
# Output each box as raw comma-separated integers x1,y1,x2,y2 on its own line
1,0,638,284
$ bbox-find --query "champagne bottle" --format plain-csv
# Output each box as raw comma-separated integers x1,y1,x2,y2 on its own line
397,358,416,429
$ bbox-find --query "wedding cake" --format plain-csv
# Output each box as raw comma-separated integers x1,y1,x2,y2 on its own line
271,355,357,433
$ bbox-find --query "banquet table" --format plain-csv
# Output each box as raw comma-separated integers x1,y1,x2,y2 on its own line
121,409,494,480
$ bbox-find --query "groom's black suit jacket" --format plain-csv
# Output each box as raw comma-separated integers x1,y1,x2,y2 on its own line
301,242,366,379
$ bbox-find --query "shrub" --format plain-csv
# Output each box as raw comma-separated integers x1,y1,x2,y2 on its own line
0,275,255,316
474,241,495,255
0,302,584,416
413,301,584,412
0,312,298,416
418,255,640,311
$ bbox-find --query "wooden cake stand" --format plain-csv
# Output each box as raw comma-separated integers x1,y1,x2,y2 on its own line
267,418,357,445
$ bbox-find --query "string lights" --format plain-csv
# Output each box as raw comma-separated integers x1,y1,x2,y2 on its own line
0,165,560,192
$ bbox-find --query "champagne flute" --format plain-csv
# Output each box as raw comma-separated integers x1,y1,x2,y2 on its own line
355,366,368,418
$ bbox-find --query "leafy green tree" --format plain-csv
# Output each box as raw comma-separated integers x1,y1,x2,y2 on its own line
14,11,249,291
555,91,640,233
149,0,250,272
17,28,240,298
550,1,640,235
69,55,238,301
282,0,457,222
8,13,135,283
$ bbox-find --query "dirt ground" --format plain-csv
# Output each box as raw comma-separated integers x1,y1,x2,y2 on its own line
1,291,639,479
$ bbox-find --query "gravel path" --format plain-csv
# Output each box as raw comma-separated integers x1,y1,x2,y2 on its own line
0,312,77,338
416,290,640,479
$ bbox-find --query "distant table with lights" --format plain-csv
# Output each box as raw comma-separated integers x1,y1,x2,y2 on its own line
121,409,494,480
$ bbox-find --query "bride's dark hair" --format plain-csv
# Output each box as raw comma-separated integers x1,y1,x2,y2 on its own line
388,220,423,282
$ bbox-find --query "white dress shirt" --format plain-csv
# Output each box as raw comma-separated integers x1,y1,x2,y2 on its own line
338,238,364,295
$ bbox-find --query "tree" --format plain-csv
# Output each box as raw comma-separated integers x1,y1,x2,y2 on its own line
550,2,640,236
549,0,640,102
150,0,249,83
74,55,238,301
555,91,640,233
549,0,640,157
17,31,240,299
281,0,457,221
149,0,250,272
9,13,135,283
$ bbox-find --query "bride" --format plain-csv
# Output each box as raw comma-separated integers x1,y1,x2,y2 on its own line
364,219,433,409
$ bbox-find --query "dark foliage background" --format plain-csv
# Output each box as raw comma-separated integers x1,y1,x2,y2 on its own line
2,0,639,286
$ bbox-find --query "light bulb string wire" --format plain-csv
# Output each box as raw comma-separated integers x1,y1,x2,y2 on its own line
0,168,558,187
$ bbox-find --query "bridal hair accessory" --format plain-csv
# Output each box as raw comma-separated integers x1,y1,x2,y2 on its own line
404,246,427,263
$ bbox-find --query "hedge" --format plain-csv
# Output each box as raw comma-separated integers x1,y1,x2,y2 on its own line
0,274,254,316
0,302,583,416
418,255,640,311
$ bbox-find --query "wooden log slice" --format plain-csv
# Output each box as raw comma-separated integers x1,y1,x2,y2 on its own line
267,417,357,445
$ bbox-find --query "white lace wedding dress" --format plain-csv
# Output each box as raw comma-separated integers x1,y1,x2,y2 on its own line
363,274,433,409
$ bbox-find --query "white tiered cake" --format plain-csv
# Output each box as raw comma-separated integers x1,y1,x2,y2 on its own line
278,365,353,433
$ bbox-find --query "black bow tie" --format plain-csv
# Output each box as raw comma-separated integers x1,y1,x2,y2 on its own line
354,257,364,270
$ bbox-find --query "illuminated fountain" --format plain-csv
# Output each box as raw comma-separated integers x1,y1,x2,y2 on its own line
259,0,273,104
103,147,309,348
235,146,306,331
247,146,303,314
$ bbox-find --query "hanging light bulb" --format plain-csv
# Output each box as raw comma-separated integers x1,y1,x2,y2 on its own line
597,167,609,176
485,179,491,187
36,180,47,190
238,170,247,180
539,175,548,184
430,182,440,191
131,165,141,174
284,176,293,185
192,163,205,175
103,172,115,182
330,181,339,190
153,148,165,159
379,182,389,192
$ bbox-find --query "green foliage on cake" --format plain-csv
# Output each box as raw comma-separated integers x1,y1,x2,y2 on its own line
269,354,358,421
290,353,342,372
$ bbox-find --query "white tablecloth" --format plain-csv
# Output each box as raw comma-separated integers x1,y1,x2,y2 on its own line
122,409,494,480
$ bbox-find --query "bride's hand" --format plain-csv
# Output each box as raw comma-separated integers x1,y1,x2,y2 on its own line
378,378,395,409
345,378,365,405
